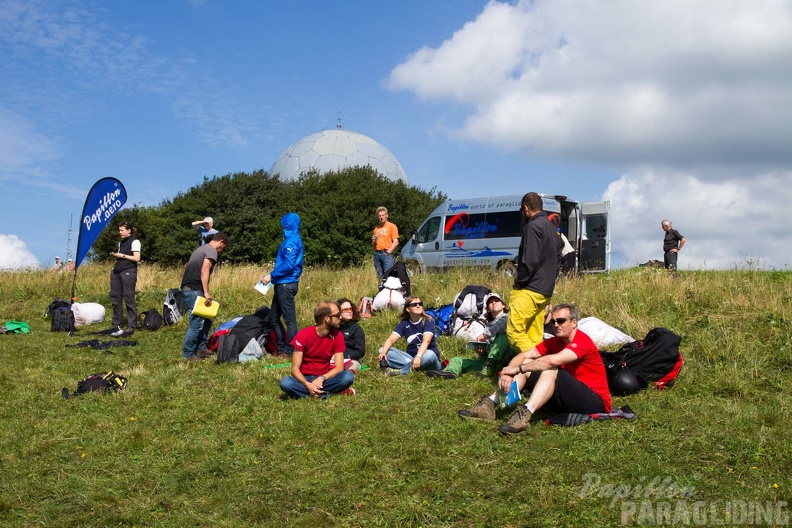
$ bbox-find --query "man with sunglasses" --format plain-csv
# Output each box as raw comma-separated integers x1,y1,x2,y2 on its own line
279,301,355,398
458,304,611,435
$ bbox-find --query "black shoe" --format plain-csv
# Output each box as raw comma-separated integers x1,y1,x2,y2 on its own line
425,369,457,380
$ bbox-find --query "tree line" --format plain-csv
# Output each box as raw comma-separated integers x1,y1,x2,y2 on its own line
91,167,447,267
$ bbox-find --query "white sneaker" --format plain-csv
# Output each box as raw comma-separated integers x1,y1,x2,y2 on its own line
111,327,124,337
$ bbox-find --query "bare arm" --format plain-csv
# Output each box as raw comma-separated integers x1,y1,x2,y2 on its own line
378,331,401,360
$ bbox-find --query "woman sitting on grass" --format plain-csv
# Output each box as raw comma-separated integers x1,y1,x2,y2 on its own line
377,296,442,376
425,292,513,379
336,298,366,373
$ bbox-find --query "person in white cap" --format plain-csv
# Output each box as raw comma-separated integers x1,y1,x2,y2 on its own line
52,256,63,271
192,216,218,246
64,258,75,272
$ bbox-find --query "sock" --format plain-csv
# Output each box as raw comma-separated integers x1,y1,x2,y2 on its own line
489,393,499,403
525,404,535,414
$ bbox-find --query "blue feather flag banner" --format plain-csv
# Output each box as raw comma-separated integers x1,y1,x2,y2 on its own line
75,178,127,269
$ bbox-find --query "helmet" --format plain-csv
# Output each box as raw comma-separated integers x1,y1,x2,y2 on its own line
608,369,647,396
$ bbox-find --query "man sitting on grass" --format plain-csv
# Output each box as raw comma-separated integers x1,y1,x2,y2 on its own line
280,301,355,398
457,304,611,435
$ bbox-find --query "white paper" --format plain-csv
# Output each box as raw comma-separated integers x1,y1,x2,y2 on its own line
255,281,272,295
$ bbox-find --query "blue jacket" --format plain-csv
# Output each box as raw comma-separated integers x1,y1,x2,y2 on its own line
270,212,303,284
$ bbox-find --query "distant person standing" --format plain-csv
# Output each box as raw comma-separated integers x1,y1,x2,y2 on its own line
52,256,63,271
661,219,685,274
192,216,218,246
181,233,229,360
64,258,75,272
372,206,399,280
260,213,303,357
109,222,141,336
506,192,561,356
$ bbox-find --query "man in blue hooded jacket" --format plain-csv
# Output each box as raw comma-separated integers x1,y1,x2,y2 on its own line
261,212,304,356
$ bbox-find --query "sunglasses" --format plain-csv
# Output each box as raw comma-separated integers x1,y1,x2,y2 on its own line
408,302,423,308
341,308,353,313
328,312,341,319
550,317,570,326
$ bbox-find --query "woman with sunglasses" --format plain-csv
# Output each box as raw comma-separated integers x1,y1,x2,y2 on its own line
336,298,366,373
377,296,442,376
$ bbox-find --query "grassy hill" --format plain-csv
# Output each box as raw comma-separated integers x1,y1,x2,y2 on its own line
0,263,789,527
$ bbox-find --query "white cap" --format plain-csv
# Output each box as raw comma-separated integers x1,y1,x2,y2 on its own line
203,216,213,224
68,258,73,262
55,256,60,259
483,293,504,307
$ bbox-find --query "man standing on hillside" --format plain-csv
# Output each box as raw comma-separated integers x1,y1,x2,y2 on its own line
181,232,229,361
458,304,611,435
506,192,561,356
372,206,399,280
279,301,355,398
192,216,218,246
261,212,303,357
661,219,685,275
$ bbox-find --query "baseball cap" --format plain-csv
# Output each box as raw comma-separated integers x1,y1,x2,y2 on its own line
203,217,213,224
483,293,503,307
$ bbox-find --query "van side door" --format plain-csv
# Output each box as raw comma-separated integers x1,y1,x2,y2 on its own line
410,216,443,271
580,201,610,273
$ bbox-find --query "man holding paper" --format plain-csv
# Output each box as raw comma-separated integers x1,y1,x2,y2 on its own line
457,304,611,435
181,233,229,361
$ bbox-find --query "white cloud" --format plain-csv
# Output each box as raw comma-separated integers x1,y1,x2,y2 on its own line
0,234,40,270
603,169,792,270
387,0,792,166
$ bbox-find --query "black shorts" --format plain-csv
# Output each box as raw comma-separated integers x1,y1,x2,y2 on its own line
523,368,606,414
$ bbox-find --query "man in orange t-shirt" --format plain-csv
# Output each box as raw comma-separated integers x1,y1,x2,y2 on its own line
371,206,399,280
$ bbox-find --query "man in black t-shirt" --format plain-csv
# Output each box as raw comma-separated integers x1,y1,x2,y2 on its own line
661,219,685,274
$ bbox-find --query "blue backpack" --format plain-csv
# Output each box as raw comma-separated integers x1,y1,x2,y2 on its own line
425,304,454,336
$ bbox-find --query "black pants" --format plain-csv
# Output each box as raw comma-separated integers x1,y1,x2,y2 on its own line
110,269,137,328
523,368,606,414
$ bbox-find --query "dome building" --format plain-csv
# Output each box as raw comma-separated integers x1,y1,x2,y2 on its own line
269,128,408,183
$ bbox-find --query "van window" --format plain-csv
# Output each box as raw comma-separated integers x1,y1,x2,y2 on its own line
416,216,441,243
444,211,523,240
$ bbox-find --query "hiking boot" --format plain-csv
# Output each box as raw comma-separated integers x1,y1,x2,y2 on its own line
196,350,215,359
382,367,402,377
425,369,457,380
457,396,496,421
498,407,533,435
110,326,124,338
184,356,203,362
379,358,390,370
477,359,496,378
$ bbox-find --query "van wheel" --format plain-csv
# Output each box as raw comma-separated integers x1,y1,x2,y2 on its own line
497,260,515,277
404,260,421,276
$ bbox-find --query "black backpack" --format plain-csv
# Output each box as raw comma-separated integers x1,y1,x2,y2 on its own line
45,298,75,333
138,309,163,330
215,333,241,364
163,288,184,325
600,327,683,391
62,371,128,399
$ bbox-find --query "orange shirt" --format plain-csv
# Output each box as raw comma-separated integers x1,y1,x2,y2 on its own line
373,221,399,251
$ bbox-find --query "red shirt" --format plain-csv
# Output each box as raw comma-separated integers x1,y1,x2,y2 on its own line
535,329,612,411
291,326,346,377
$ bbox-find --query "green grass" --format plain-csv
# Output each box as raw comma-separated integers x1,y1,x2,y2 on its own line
0,264,790,527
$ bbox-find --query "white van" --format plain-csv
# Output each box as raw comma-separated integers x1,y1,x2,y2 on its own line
400,194,610,274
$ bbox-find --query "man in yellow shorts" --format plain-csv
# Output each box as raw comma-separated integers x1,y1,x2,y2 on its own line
506,192,561,354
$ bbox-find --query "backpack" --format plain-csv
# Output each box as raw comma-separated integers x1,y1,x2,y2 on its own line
163,288,185,325
61,371,128,399
452,285,491,319
45,298,75,333
425,304,454,336
378,261,411,297
600,327,683,392
215,333,241,364
138,309,163,331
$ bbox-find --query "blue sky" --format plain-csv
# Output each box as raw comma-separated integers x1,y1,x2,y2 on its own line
2,0,792,270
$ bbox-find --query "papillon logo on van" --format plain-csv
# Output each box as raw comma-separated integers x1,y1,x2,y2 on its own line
447,203,470,213
444,213,499,239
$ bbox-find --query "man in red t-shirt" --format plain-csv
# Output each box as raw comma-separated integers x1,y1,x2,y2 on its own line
458,304,611,435
279,301,355,398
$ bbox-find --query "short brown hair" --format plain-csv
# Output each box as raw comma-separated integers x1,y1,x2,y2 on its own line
314,301,339,324
521,192,543,212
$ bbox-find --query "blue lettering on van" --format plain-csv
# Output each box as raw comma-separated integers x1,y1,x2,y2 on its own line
447,203,470,213
448,220,498,239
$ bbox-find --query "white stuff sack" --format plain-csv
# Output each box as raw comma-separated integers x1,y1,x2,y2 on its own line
71,302,106,327
372,288,405,312
451,317,486,341
577,317,634,349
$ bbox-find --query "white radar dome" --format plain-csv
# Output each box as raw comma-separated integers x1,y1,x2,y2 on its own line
269,129,408,183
